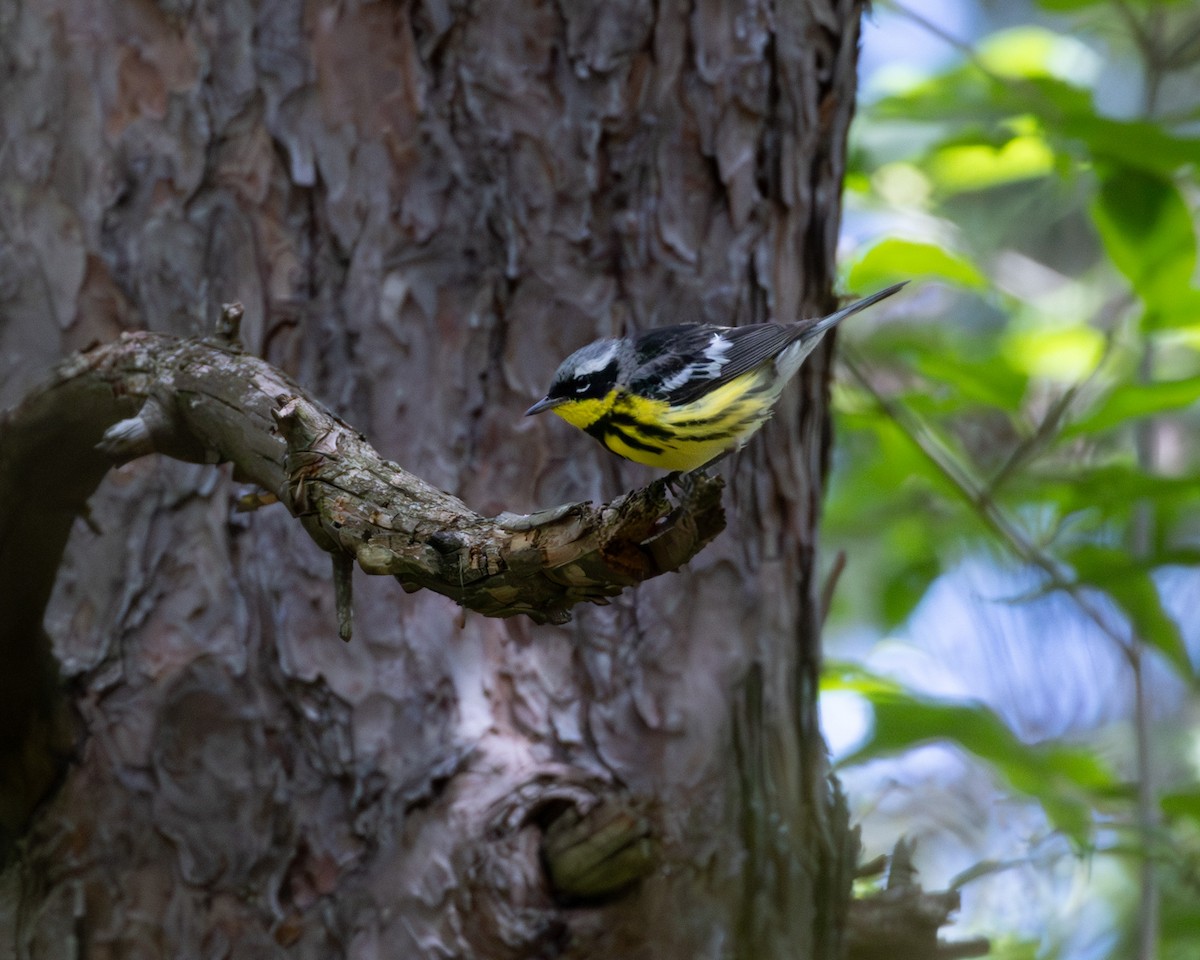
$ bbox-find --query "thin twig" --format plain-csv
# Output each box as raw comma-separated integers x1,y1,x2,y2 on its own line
986,382,1082,496
880,0,1002,82
841,351,1131,657
1123,13,1161,950
986,302,1130,496
1129,14,1167,957
1112,0,1153,56
820,550,848,628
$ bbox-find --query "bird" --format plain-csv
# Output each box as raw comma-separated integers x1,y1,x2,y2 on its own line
524,282,906,472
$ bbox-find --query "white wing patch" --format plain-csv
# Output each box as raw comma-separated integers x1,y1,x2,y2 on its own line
659,333,732,392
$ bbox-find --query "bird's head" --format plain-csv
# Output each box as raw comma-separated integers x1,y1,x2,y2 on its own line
525,339,626,424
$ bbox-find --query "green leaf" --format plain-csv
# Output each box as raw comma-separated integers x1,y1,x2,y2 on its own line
881,549,941,626
975,27,1100,83
846,238,987,290
869,65,1200,178
915,352,1029,412
1037,0,1193,11
1034,0,1107,9
825,416,955,627
1065,115,1200,174
1161,787,1200,823
1018,464,1200,517
1065,376,1200,437
1092,165,1200,329
980,938,1041,960
928,135,1055,192
824,664,1115,842
1067,545,1193,677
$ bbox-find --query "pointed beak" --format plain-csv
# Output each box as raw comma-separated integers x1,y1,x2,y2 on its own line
524,396,564,417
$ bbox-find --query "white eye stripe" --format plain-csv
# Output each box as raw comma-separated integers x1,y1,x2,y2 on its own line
570,342,620,376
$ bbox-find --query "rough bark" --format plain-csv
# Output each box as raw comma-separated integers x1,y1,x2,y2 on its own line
0,0,871,957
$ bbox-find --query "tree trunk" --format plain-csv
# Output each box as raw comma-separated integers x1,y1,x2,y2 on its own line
0,1,868,957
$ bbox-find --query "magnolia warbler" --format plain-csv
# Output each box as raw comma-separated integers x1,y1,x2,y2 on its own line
525,282,906,472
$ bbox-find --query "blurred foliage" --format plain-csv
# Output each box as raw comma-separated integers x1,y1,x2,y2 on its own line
826,662,1120,843
826,0,1200,956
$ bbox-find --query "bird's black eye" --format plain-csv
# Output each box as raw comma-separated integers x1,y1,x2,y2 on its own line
552,367,613,401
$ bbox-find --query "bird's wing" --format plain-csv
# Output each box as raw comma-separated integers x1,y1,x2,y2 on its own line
629,322,806,405
626,284,907,406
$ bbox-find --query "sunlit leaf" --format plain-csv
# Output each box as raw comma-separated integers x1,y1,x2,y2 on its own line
1002,324,1105,381
870,162,934,208
846,238,987,290
844,170,872,194
870,67,1039,127
869,66,1200,178
977,27,1100,85
929,135,1055,192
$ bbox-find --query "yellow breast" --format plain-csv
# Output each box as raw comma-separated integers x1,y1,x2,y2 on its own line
550,394,615,431
550,370,782,471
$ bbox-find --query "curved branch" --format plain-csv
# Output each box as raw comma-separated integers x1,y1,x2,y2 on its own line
4,323,726,631
0,314,725,849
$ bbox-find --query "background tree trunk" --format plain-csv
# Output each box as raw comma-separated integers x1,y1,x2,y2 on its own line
0,0,868,956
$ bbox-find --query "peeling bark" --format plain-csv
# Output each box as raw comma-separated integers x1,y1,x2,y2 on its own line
0,0,879,957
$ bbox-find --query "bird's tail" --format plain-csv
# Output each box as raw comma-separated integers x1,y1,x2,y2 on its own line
800,280,907,340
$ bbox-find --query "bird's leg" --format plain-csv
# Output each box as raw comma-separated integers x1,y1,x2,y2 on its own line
667,466,714,499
